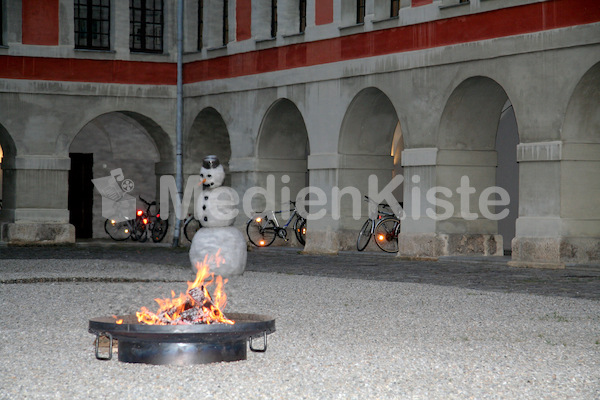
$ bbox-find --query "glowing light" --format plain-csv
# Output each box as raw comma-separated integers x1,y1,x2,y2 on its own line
255,217,262,223
137,210,143,217
259,240,265,246
143,218,148,224
378,234,385,241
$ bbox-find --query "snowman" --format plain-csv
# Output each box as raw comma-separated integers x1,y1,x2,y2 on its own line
189,155,247,277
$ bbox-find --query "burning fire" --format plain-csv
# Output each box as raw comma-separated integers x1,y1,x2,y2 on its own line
135,250,234,325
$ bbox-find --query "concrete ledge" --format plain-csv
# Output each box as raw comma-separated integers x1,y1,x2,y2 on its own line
399,233,503,258
303,229,357,254
1,223,75,245
512,236,600,265
507,260,566,270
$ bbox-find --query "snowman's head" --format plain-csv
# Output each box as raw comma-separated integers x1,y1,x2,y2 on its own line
200,155,226,188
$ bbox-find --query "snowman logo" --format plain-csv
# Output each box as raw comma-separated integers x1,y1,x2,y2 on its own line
196,155,238,227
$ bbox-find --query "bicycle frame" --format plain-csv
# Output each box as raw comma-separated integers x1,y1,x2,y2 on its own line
266,208,298,230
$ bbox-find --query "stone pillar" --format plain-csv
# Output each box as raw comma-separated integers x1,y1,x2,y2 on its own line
229,156,307,245
0,155,74,244
398,148,443,258
303,153,394,254
398,147,503,259
510,141,600,268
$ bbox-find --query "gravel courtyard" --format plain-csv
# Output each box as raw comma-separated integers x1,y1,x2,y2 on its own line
0,249,599,399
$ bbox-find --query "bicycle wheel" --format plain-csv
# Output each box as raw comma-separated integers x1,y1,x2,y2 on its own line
374,217,400,253
184,218,202,242
104,219,131,241
151,218,169,243
246,217,277,247
356,219,372,251
294,217,307,246
131,217,148,242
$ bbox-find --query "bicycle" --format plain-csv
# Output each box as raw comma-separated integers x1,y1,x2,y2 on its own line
246,201,307,247
104,211,146,241
183,214,202,242
139,196,169,243
356,195,401,253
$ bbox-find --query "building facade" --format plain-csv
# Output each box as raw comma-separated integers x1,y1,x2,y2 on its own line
0,0,599,268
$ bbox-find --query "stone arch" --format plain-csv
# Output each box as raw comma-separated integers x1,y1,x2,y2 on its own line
435,76,519,255
68,111,165,238
186,107,232,185
257,99,309,161
339,87,399,157
336,87,401,242
255,99,309,232
560,61,600,228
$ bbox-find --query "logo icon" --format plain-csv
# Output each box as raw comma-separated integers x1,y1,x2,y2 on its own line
92,168,136,222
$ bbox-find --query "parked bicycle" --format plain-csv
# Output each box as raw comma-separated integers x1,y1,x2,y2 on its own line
104,211,146,242
356,195,401,253
246,201,307,247
183,214,202,242
104,196,168,242
139,196,169,243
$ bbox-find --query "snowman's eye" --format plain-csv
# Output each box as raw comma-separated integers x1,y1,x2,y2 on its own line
208,174,212,178
200,173,204,177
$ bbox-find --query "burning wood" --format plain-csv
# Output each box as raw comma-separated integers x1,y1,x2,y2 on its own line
135,251,234,325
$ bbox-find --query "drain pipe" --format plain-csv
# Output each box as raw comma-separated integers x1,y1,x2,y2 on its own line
172,0,184,247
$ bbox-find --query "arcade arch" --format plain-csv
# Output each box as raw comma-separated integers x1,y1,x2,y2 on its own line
186,107,232,185
0,124,16,222
436,76,519,254
338,87,402,233
68,112,164,239
256,98,309,209
560,61,600,241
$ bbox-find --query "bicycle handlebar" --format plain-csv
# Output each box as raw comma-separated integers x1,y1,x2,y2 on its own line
363,195,390,208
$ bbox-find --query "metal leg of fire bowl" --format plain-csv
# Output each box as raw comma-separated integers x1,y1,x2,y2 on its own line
117,339,248,365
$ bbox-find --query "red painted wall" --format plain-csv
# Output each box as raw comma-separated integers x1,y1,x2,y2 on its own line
412,0,433,7
236,0,252,41
315,0,334,25
2,0,599,85
22,0,60,45
184,0,600,83
0,56,176,85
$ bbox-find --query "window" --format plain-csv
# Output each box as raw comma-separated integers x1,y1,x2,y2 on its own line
74,0,110,50
357,0,365,24
222,0,229,45
130,0,163,53
198,0,203,50
271,0,277,38
299,0,307,33
0,0,3,46
390,0,399,17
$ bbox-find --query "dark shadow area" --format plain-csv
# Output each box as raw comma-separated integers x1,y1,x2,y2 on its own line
0,245,598,300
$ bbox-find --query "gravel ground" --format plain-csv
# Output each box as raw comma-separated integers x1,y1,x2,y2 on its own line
0,258,599,399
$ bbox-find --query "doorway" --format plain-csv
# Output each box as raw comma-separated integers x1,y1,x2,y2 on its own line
69,153,94,238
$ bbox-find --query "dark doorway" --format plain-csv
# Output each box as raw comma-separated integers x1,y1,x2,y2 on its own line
69,153,94,238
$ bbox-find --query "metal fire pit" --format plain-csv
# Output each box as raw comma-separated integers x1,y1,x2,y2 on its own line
89,313,275,365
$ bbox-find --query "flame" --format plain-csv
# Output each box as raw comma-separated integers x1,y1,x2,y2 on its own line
112,315,124,324
136,250,234,325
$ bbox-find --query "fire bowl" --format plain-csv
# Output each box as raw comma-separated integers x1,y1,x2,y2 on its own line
89,313,275,365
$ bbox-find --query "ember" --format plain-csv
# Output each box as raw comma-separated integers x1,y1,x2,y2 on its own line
135,250,234,325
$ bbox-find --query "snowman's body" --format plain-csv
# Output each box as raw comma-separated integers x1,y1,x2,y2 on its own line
196,186,237,228
189,156,246,277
